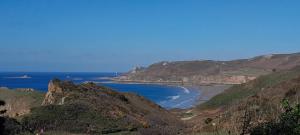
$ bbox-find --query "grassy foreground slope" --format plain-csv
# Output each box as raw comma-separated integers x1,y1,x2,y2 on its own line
190,66,300,134
0,88,44,117
198,66,300,110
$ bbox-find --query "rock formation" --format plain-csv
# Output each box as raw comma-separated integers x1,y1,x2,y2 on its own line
42,79,67,105
27,79,183,134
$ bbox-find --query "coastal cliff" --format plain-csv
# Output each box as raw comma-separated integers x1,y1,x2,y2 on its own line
118,53,300,84
23,79,183,134
42,79,64,105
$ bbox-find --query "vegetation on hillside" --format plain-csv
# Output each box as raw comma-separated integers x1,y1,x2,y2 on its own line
19,80,183,135
22,102,139,134
250,99,300,135
198,67,300,109
2,65,300,134
0,88,44,117
192,66,300,135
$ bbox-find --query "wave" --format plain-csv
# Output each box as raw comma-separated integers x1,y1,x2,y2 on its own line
4,75,32,79
168,95,180,100
178,86,190,94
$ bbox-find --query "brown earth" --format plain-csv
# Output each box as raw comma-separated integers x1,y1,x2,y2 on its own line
0,88,44,118
119,52,300,85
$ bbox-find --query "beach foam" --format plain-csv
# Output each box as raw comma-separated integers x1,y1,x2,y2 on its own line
168,95,180,100
4,75,32,79
179,86,190,94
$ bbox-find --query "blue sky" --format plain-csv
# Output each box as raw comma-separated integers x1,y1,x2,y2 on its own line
0,0,300,72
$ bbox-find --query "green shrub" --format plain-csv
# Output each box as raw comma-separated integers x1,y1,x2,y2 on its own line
250,99,300,135
21,102,136,134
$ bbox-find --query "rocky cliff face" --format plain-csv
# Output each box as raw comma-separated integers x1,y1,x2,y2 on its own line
119,53,300,84
42,79,62,105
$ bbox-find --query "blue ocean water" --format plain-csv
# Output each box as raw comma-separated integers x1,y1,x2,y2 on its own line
0,72,200,109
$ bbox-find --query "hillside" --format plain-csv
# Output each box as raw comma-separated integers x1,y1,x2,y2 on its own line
188,66,300,134
19,79,183,135
0,88,44,118
117,53,300,84
1,66,300,135
198,66,300,110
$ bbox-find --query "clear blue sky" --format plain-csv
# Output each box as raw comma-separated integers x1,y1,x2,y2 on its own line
1,0,300,72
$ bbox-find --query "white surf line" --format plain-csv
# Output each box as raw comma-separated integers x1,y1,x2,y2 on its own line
4,75,32,79
178,86,190,94
168,95,180,100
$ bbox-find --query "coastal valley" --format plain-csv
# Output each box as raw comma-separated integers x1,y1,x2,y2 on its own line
1,52,300,134
2,0,300,134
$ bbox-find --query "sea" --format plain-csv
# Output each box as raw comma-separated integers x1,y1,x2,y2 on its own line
0,72,200,109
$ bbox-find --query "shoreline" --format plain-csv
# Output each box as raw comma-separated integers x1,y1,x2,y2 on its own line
105,78,232,109
110,78,233,86
109,78,183,85
110,77,244,85
173,84,231,108
2,76,232,110
195,84,232,105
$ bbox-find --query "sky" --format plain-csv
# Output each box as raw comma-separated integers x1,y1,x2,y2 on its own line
0,0,300,72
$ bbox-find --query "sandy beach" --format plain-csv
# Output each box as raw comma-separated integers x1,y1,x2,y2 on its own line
155,84,232,108
196,85,231,104
108,77,232,109
180,84,232,106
